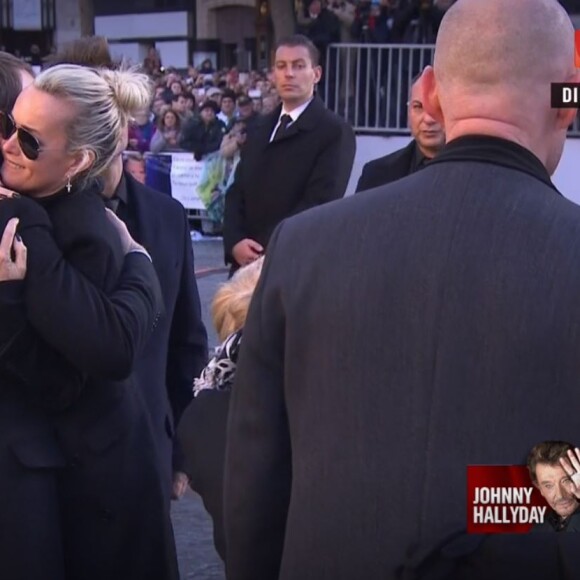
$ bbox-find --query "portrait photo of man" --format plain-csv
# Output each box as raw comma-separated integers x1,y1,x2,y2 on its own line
527,441,580,532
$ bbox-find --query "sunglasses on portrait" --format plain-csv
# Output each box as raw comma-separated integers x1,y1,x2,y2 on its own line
0,111,42,161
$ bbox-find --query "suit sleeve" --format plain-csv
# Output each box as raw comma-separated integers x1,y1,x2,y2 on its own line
1,198,163,380
224,221,291,580
289,119,356,216
166,208,209,469
223,156,248,262
355,161,374,193
0,279,86,409
0,281,26,356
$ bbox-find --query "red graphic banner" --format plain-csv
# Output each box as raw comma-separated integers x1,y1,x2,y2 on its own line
467,466,549,533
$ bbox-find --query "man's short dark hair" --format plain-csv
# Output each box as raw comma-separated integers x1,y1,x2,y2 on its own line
47,36,117,69
275,34,320,67
527,440,574,485
0,52,34,112
222,89,237,102
172,93,186,103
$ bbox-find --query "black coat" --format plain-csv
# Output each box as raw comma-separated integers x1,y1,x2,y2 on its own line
178,388,230,560
532,508,580,532
180,118,226,160
117,173,208,484
224,136,580,580
177,329,243,561
223,97,355,266
355,138,417,192
0,192,178,579
298,8,340,60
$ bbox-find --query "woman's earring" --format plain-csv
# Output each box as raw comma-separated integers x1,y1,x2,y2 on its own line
65,175,72,193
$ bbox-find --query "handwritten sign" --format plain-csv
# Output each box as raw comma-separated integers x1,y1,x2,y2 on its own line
169,153,205,210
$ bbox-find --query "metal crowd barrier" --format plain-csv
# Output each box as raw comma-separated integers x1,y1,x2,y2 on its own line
324,43,580,137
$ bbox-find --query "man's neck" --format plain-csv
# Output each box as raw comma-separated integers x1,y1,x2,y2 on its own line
282,95,313,114
445,119,546,169
102,155,124,199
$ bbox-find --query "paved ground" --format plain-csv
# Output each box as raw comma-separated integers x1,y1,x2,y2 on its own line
172,238,227,580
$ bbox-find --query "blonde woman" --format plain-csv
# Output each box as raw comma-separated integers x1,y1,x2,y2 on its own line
0,64,177,579
178,256,264,561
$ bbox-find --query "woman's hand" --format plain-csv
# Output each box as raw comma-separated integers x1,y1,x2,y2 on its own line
0,218,27,281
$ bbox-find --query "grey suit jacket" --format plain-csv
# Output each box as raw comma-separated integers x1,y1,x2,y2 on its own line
224,136,580,580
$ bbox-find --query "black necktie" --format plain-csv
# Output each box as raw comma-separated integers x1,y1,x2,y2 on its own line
272,114,292,142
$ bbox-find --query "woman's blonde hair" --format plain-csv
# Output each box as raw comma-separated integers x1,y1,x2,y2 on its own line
33,64,152,186
212,257,265,342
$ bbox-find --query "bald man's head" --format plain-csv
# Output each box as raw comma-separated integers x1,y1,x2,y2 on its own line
434,0,574,92
420,0,578,175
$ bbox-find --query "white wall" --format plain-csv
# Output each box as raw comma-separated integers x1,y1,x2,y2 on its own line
156,41,189,69
552,141,580,204
108,42,145,66
95,11,189,40
350,136,580,205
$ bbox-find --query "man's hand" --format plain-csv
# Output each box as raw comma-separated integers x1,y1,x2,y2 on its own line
171,471,189,501
0,218,27,281
105,208,150,258
232,238,263,267
560,447,580,499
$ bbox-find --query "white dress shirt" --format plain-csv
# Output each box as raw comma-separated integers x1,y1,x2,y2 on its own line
269,98,313,142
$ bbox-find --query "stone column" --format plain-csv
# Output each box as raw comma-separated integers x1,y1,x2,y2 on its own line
54,0,82,50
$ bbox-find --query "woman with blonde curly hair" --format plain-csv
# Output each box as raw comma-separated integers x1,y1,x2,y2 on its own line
178,256,264,561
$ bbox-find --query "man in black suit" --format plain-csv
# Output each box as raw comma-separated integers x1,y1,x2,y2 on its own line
104,144,208,500
356,74,445,192
223,34,355,273
49,39,209,500
224,0,580,578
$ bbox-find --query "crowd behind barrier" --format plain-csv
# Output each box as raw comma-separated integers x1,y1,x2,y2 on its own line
120,39,580,234
10,2,577,234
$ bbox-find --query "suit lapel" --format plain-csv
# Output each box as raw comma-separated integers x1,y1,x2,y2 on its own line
267,97,322,145
123,173,154,249
252,107,281,151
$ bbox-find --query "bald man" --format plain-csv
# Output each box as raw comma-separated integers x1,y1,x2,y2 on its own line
355,74,445,192
224,1,580,579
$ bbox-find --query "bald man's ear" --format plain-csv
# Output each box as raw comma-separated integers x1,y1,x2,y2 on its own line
556,70,580,130
420,66,444,126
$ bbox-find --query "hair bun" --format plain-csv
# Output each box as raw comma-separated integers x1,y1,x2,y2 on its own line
99,67,152,117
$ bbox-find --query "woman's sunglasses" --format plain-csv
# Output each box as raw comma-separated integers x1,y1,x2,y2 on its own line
0,111,42,160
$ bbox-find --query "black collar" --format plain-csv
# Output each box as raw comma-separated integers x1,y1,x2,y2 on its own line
545,505,580,531
427,135,560,195
411,142,428,173
112,172,129,206
35,177,104,207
